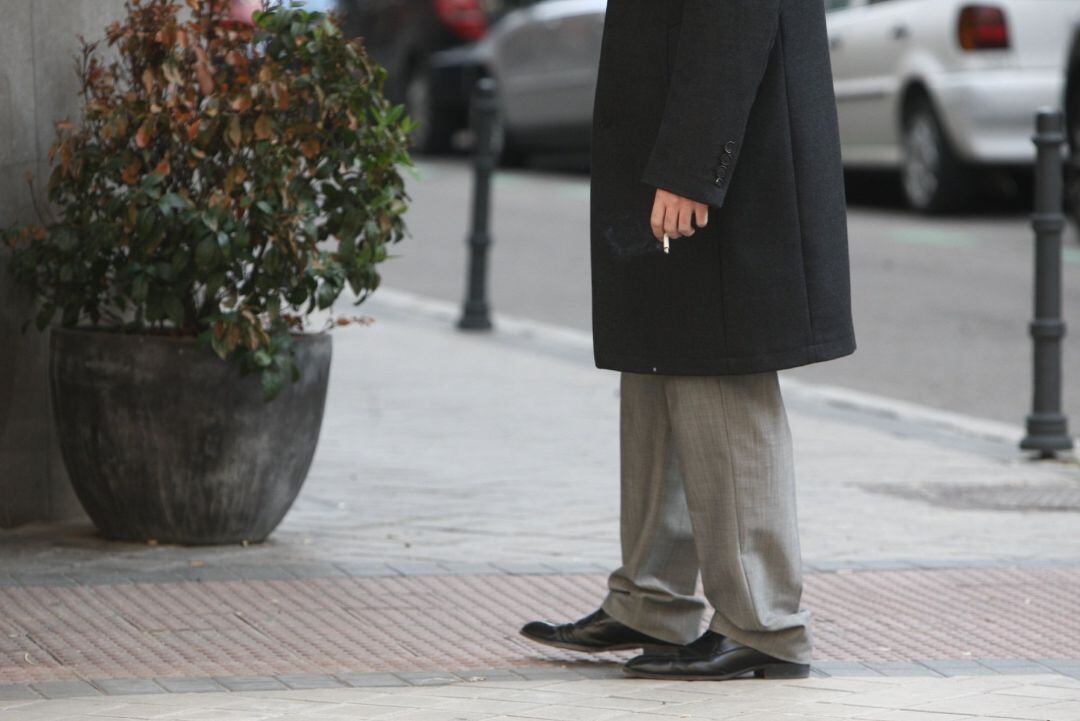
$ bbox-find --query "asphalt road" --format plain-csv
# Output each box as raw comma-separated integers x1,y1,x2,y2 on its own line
378,157,1080,429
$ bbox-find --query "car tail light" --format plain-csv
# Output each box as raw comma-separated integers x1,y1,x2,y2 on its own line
957,5,1010,50
435,0,488,41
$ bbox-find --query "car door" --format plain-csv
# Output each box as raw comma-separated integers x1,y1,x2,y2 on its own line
825,0,866,163
829,0,925,165
493,0,605,136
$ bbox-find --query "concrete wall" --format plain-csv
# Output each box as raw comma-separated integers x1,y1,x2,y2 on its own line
0,0,127,528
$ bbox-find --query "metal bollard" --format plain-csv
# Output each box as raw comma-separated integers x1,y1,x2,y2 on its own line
458,78,498,331
1020,108,1073,458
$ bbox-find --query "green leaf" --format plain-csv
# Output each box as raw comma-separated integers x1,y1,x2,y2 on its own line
132,274,149,301
195,237,217,270
253,349,273,368
158,193,190,215
210,332,230,360
315,280,339,309
261,366,286,400
163,296,185,327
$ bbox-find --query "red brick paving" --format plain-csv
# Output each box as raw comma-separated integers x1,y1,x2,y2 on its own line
0,568,1072,685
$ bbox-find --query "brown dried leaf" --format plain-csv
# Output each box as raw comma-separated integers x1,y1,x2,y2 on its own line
135,120,152,149
226,324,242,352
196,61,215,95
227,114,242,147
254,114,272,141
122,160,141,185
162,63,182,86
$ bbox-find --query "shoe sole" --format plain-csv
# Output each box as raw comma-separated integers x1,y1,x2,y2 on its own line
622,663,811,681
518,630,675,655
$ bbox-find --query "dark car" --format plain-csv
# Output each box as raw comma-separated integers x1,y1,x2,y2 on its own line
337,0,527,153
1065,21,1080,229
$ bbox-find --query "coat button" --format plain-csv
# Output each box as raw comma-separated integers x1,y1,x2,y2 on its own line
724,140,736,153
720,156,730,167
714,176,723,186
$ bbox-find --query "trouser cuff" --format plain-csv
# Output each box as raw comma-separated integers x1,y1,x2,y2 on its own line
707,612,813,665
601,590,704,646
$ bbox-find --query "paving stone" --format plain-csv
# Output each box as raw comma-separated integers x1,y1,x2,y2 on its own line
231,561,304,578
92,678,166,695
385,562,454,576
337,673,410,687
811,661,884,677
977,658,1056,673
917,660,1000,676
512,668,588,681
539,563,611,575
281,563,346,580
276,674,347,689
331,562,397,578
571,666,625,680
436,562,501,575
455,669,527,683
214,676,288,692
72,572,133,586
12,573,75,587
863,662,943,677
184,566,240,582
223,564,296,581
125,570,190,584
490,563,561,576
0,684,40,700
396,671,463,686
154,677,227,693
30,680,102,698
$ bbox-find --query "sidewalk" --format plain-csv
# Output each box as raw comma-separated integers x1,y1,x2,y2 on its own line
2,289,1080,720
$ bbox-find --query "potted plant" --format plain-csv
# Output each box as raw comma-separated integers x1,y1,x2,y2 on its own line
1,0,412,544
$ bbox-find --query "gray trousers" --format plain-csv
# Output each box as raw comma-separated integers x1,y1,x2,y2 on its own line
601,371,812,664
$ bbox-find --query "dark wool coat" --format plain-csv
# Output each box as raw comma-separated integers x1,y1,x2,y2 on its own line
590,0,857,375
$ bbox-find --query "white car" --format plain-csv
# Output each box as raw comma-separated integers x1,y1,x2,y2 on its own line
826,0,1080,211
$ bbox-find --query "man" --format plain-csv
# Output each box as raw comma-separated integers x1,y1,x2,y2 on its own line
520,0,855,681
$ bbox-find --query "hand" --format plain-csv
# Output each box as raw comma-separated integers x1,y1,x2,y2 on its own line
650,188,709,242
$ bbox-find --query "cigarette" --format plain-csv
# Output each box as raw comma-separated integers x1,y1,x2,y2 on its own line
663,234,670,254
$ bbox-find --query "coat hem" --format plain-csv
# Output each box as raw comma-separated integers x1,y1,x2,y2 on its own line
593,335,856,376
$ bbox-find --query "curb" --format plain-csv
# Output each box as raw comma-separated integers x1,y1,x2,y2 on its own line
363,288,1078,461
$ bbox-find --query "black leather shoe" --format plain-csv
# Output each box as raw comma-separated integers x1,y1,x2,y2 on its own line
520,608,678,653
623,631,810,680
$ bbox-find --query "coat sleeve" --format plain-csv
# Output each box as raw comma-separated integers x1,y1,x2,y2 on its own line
641,0,784,208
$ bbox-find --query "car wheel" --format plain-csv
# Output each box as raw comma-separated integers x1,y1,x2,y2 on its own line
405,62,453,154
901,97,974,213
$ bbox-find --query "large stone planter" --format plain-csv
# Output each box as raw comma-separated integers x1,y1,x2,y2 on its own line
49,327,332,545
